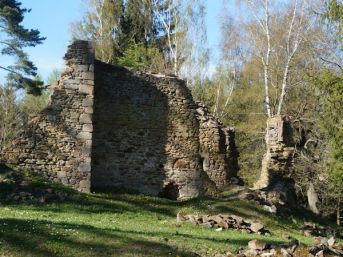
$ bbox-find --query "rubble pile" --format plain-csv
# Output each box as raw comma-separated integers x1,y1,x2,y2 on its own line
300,222,336,238
214,237,343,257
177,213,270,235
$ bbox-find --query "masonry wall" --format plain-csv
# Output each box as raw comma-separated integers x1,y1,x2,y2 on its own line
196,102,239,189
91,63,202,199
1,40,239,199
1,41,95,192
254,116,294,189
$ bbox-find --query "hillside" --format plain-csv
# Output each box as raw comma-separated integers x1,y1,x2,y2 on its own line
0,165,341,257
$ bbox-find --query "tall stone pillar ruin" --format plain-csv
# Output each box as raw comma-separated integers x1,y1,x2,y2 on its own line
254,116,294,189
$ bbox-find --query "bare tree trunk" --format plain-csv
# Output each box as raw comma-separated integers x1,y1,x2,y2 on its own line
153,0,178,74
174,10,179,75
94,0,106,62
213,84,221,117
263,0,272,118
276,0,301,115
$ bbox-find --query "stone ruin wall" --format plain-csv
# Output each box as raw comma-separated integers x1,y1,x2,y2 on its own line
1,40,239,199
254,116,294,189
1,41,95,192
92,63,203,199
195,102,239,189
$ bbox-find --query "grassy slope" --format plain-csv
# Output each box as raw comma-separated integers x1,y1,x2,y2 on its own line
0,166,340,257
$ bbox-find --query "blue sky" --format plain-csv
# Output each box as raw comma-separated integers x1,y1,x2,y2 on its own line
1,0,227,84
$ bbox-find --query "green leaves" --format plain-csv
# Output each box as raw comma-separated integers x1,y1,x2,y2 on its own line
311,69,343,196
117,43,164,71
0,0,45,95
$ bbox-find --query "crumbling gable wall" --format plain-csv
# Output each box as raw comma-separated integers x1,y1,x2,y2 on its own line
2,41,95,192
1,40,239,199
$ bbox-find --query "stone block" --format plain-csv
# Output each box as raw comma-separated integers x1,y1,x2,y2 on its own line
82,98,93,107
77,132,92,140
79,179,91,190
57,171,67,178
78,162,91,172
79,114,92,124
82,71,94,80
61,177,69,185
79,84,93,95
70,112,80,120
64,82,79,90
84,80,95,86
82,124,93,132
81,144,92,155
85,107,93,114
76,64,89,72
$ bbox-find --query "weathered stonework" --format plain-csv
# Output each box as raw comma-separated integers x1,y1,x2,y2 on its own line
1,40,239,199
195,102,239,189
254,116,294,189
2,41,95,192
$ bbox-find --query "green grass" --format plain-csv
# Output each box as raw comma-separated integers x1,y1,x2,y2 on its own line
0,165,340,257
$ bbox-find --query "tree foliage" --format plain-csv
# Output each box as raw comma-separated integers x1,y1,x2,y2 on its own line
71,0,123,63
0,85,21,149
314,71,343,194
72,0,208,77
0,0,45,94
117,43,164,71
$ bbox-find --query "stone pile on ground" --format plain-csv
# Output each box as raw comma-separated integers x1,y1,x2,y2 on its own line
237,185,295,216
300,222,336,238
309,237,343,256
5,187,68,203
176,213,270,235
214,237,343,257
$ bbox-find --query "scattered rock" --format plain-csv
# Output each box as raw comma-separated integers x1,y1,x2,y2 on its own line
300,222,336,238
228,237,343,257
176,212,188,222
248,240,267,251
250,222,264,233
176,213,270,235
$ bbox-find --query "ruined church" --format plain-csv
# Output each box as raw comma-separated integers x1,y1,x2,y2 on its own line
1,41,239,200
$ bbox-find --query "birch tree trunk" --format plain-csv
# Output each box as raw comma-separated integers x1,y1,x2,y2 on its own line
263,0,272,118
241,0,311,189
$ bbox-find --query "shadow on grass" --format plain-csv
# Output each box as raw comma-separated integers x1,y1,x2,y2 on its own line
1,164,341,240
0,218,202,257
0,218,287,257
0,164,211,218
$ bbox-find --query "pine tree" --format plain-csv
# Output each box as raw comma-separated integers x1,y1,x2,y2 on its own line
0,0,45,95
119,0,156,49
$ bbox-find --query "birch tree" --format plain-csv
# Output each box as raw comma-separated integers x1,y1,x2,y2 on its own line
180,0,209,86
152,0,208,77
152,0,182,75
238,0,312,117
213,2,244,119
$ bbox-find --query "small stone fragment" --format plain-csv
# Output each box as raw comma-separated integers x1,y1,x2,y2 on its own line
248,240,267,251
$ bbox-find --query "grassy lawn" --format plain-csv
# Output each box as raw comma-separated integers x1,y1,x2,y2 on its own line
0,165,340,257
